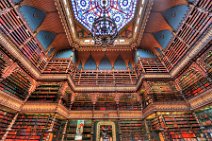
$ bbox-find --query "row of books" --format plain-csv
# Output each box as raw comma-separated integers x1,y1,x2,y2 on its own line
142,92,183,108
119,120,148,141
195,105,212,139
149,111,212,140
0,106,16,139
0,70,31,100
28,84,61,102
6,114,53,141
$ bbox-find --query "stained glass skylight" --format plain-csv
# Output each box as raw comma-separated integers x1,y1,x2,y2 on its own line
71,0,137,32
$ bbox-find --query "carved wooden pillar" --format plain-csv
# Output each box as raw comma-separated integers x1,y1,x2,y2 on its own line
192,61,212,82
70,93,76,110
91,119,95,141
112,67,116,86
58,82,68,104
191,62,207,77
66,54,73,73
92,94,97,119
136,92,143,110
92,103,95,119
96,66,99,85
61,120,68,141
127,66,133,84
45,114,57,141
192,112,202,126
174,79,191,107
46,82,68,141
78,69,82,85
144,119,151,140
115,94,120,118
1,113,19,141
23,79,37,103
138,59,145,73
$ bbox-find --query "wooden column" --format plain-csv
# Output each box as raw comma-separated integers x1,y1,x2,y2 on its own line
45,82,68,141
92,94,97,119
45,114,57,141
1,113,19,141
61,120,68,141
174,79,191,107
144,119,151,141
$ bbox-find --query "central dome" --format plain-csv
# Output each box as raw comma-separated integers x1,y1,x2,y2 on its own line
71,0,137,32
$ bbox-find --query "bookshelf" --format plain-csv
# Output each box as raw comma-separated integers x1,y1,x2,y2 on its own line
72,70,138,87
61,92,71,109
142,81,184,108
71,94,93,110
195,105,212,140
43,58,71,74
6,114,53,141
0,70,31,100
83,120,92,141
203,50,212,76
150,112,200,140
51,118,66,141
137,58,168,73
95,95,116,110
197,47,212,78
1,0,46,69
178,68,211,99
118,120,148,141
28,84,60,102
119,94,141,111
72,102,93,110
0,106,16,139
0,53,6,78
160,0,211,71
64,120,76,141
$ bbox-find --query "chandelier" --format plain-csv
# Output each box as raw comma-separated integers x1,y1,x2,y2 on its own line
91,0,118,46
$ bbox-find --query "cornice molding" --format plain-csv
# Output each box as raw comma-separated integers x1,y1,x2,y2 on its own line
0,90,23,111
1,90,211,119
189,89,212,110
142,102,190,118
54,0,152,49
21,103,58,113
0,34,41,79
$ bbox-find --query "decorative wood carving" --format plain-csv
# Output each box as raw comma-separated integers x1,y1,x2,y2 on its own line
189,89,212,110
2,62,18,79
0,90,23,111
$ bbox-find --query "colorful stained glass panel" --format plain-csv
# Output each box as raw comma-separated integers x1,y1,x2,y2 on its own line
70,0,137,32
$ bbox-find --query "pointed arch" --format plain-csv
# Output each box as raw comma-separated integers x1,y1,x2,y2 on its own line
84,56,96,70
78,61,82,70
114,56,126,70
99,56,112,70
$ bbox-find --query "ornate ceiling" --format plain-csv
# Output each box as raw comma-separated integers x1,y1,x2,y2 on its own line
55,0,148,50
70,0,137,32
12,0,190,56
